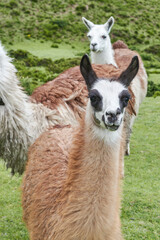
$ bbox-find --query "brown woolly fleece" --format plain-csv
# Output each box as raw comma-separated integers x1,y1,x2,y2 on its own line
113,40,129,49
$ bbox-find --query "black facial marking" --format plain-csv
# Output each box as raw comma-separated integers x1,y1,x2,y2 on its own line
0,97,4,106
108,19,113,29
89,89,103,112
119,90,131,112
85,21,91,30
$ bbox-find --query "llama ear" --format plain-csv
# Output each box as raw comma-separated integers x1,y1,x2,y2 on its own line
82,17,94,30
104,16,114,33
118,56,139,87
80,54,98,90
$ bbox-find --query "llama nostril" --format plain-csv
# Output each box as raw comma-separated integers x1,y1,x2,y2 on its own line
92,43,97,47
116,108,121,115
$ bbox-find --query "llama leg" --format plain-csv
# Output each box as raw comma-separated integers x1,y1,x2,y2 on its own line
125,113,136,155
124,111,135,156
125,127,132,156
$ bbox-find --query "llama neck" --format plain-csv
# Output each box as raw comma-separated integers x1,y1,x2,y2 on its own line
63,115,122,237
91,40,117,67
67,117,121,194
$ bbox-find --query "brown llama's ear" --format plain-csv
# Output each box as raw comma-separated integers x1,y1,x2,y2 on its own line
118,56,139,87
80,54,98,91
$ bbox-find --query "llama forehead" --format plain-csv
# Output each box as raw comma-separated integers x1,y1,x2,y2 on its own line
88,25,108,38
93,80,126,98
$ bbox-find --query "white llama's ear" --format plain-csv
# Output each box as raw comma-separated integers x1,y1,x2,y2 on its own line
80,54,98,90
82,17,94,30
118,56,139,87
104,16,114,34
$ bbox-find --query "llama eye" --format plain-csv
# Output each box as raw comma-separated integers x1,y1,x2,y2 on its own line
102,35,107,39
87,35,91,39
90,95,99,103
122,97,129,104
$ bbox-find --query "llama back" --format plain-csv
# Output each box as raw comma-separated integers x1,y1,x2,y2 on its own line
113,40,128,49
31,66,88,124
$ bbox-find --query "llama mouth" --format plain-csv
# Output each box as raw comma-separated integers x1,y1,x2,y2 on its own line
91,48,97,52
104,124,119,131
91,48,101,53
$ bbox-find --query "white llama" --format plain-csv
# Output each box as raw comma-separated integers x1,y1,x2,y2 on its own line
0,42,63,174
22,54,139,240
82,16,117,67
82,17,148,157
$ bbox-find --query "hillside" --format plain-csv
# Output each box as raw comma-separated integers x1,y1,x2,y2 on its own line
0,0,160,50
0,0,160,95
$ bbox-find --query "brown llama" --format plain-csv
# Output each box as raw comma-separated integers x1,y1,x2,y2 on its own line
22,54,139,240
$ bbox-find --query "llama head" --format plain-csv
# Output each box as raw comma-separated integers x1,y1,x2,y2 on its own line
82,16,114,53
80,55,139,132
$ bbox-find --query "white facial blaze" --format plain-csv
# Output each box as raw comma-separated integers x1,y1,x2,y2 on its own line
92,80,127,127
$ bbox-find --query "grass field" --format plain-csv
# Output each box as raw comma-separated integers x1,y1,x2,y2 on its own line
0,96,160,240
7,40,88,61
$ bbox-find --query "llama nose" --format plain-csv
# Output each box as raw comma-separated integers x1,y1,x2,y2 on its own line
106,108,121,123
91,43,97,47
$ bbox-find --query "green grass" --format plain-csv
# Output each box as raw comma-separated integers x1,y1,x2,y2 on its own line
148,73,160,84
0,97,160,239
0,163,28,239
7,40,88,61
122,97,160,239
